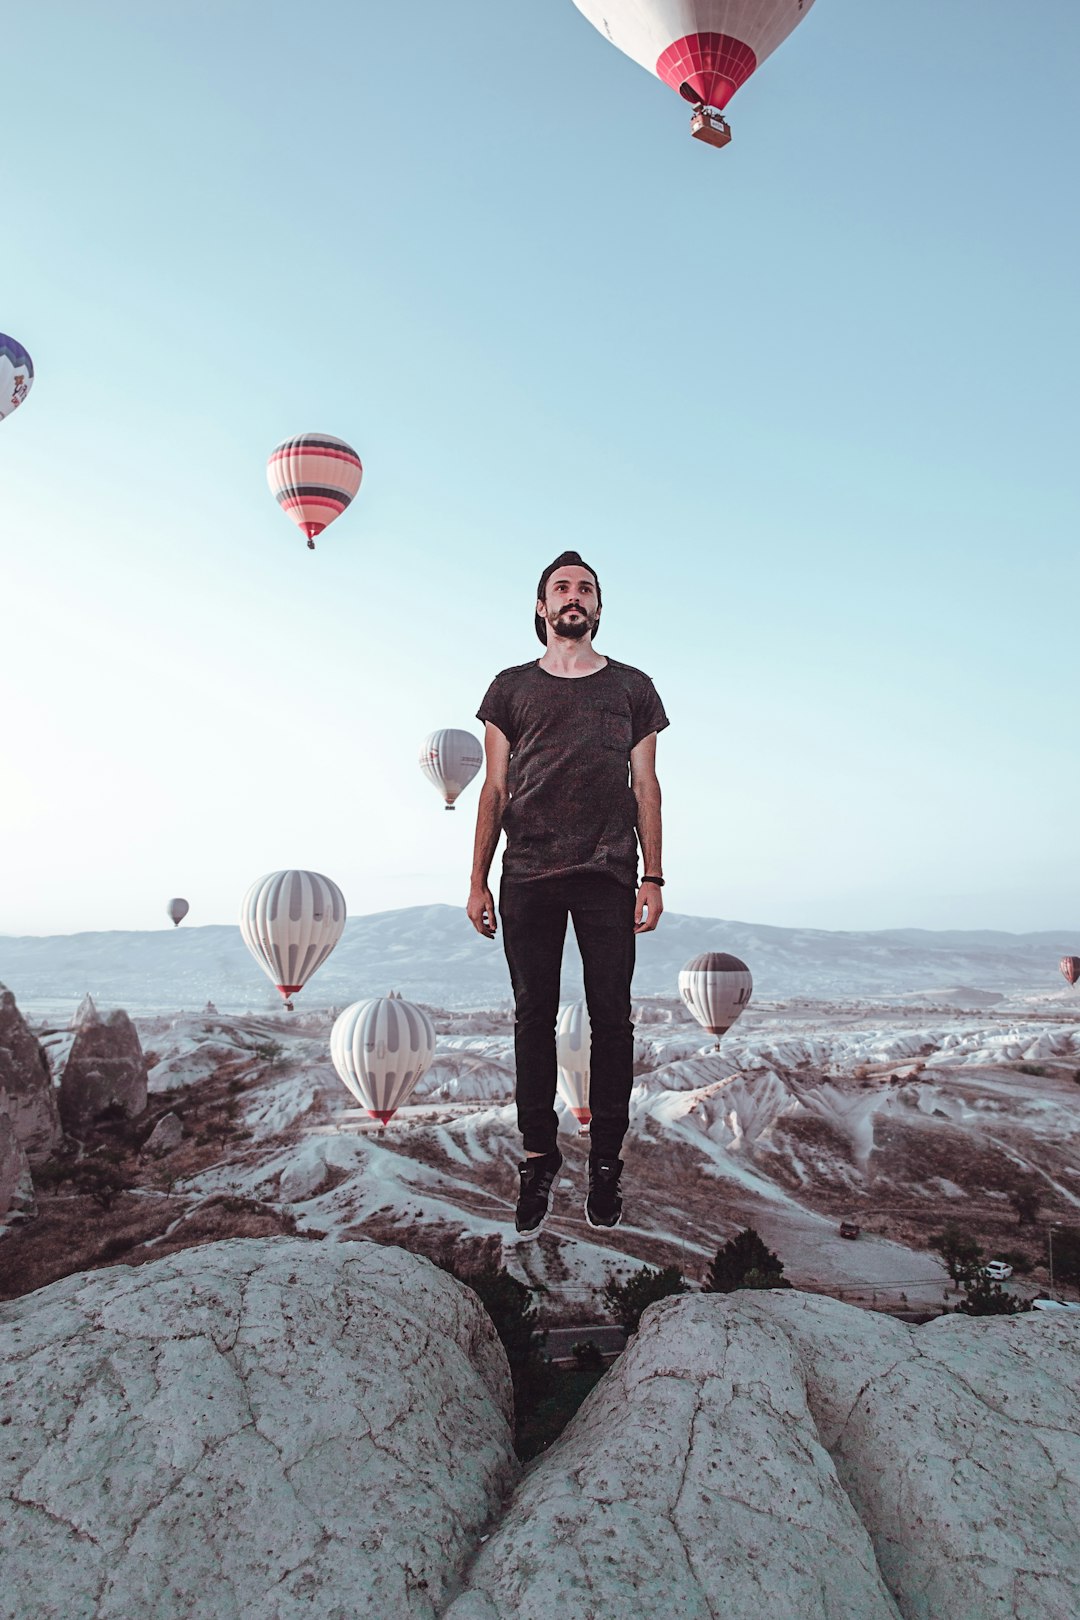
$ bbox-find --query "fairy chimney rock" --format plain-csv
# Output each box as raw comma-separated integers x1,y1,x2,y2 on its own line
0,984,62,1163
59,1008,148,1134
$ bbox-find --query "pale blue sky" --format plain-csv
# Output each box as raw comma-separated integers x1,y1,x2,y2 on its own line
2,1,1078,935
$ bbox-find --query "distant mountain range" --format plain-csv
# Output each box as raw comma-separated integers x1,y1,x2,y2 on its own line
1,906,1078,1013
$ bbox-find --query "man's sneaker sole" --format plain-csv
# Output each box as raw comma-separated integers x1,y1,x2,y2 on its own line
516,1183,557,1240
584,1195,623,1231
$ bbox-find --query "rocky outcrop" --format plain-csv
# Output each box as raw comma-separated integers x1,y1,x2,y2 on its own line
58,1008,148,1133
4,1247,1079,1620
0,1237,516,1619
142,1110,183,1156
0,1092,35,1220
451,1292,1080,1620
0,984,61,1162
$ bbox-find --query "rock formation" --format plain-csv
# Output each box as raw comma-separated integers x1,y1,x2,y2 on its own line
0,983,61,1162
0,1091,36,1220
3,1242,1078,1619
58,1008,148,1134
142,1110,183,1155
0,1236,516,1619
450,1291,1080,1619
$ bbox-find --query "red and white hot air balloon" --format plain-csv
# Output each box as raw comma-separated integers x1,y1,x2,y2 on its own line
239,869,346,1009
556,999,592,1130
330,992,437,1125
267,433,363,550
1060,956,1080,989
678,952,753,1038
419,729,484,811
569,0,817,147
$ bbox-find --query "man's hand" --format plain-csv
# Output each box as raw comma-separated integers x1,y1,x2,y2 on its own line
467,885,498,939
634,881,664,934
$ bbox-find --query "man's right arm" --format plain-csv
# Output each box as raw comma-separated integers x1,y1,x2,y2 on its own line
467,722,510,938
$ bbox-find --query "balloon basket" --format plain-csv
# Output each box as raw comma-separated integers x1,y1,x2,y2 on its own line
690,109,731,149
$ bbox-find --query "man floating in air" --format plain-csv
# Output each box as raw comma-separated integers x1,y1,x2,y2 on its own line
468,552,668,1235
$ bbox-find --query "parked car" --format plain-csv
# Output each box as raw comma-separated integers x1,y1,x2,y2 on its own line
839,1221,860,1240
983,1260,1013,1281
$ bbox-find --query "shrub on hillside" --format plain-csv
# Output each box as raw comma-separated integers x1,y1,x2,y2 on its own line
601,1265,689,1336
703,1227,791,1295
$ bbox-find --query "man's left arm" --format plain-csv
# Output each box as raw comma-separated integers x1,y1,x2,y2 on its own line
630,731,663,934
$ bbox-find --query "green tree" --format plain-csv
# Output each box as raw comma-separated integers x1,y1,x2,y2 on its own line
1049,1226,1080,1290
1008,1179,1041,1227
954,1277,1032,1316
442,1262,552,1425
601,1265,689,1336
702,1227,791,1294
928,1223,983,1292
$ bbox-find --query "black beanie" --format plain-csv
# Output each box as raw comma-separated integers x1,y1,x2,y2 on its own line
534,551,602,646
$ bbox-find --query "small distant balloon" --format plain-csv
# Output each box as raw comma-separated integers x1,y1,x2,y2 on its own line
1060,956,1080,988
419,729,484,810
556,999,591,1129
678,952,753,1038
167,897,190,927
0,333,33,422
330,992,437,1124
239,869,346,1008
267,433,363,550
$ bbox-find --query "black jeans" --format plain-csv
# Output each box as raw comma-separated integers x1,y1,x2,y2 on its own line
499,875,636,1159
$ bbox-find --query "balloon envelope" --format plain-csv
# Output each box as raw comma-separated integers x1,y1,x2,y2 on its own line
331,992,437,1123
239,869,346,1004
678,951,753,1036
167,897,190,927
1061,956,1080,988
570,0,817,111
0,333,33,422
419,729,484,810
556,999,591,1125
267,433,363,546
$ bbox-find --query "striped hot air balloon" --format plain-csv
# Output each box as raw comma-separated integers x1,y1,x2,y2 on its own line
330,993,437,1124
419,729,484,810
569,0,817,146
1060,956,1080,989
556,999,592,1129
267,433,363,550
678,951,753,1037
0,333,33,421
239,869,346,1008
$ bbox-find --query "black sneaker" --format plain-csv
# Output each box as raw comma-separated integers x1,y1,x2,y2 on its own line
515,1150,562,1238
585,1155,624,1229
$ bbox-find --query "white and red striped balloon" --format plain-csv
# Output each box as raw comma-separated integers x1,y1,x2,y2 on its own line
678,951,753,1037
556,999,592,1129
330,993,437,1124
239,869,346,1006
1060,956,1080,989
570,0,817,115
267,432,363,550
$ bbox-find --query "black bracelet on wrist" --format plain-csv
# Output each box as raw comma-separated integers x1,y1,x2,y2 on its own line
641,875,665,887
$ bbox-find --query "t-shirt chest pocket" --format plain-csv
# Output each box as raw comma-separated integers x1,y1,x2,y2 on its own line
598,703,633,755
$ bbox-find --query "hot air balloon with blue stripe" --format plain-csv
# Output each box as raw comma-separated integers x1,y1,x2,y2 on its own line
267,432,363,550
0,334,33,422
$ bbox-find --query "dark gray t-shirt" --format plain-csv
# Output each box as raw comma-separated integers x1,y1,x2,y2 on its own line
476,656,669,889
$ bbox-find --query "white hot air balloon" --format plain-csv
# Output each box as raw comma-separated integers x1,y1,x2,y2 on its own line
678,952,753,1039
555,999,592,1130
419,728,484,810
167,897,189,927
331,992,437,1124
239,869,346,1009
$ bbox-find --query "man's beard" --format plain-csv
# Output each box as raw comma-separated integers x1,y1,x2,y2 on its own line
552,609,593,641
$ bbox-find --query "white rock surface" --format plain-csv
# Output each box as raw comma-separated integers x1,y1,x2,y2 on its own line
448,1293,901,1620
451,1291,1080,1620
0,1236,516,1619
